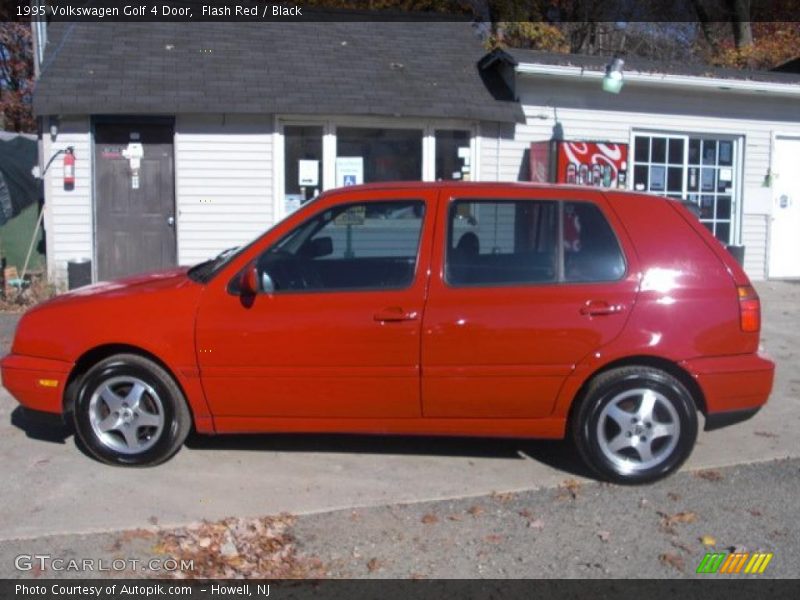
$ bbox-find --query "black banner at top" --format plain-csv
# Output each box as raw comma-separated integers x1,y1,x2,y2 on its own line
5,0,800,22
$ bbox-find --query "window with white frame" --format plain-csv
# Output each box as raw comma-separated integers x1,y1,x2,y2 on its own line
284,125,323,207
435,129,472,181
337,127,423,183
279,119,475,219
632,133,739,244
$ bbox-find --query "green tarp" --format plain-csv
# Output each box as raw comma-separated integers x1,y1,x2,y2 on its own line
0,135,40,226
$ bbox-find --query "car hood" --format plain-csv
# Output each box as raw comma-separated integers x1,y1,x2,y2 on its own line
29,267,196,312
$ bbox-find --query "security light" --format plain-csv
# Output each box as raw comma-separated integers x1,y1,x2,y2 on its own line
602,58,625,94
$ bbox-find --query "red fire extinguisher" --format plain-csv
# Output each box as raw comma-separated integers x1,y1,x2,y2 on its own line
63,147,75,190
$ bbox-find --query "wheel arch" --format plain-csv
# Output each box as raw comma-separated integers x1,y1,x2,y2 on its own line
568,355,707,426
63,344,195,425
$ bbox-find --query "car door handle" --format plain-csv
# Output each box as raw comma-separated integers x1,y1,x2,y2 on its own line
374,307,418,322
580,301,625,317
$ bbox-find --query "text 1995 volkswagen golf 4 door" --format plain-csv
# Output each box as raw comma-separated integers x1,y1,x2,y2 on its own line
1,183,774,483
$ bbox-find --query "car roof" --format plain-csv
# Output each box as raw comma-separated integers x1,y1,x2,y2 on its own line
322,180,660,201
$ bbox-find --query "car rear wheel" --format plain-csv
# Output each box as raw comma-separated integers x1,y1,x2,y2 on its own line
73,354,191,466
572,366,698,484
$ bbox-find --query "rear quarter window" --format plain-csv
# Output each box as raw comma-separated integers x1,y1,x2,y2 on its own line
564,201,626,283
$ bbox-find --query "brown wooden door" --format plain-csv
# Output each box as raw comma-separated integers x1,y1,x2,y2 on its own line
94,122,176,281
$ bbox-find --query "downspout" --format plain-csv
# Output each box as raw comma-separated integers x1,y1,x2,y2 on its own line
495,124,500,181
30,9,48,279
31,8,47,78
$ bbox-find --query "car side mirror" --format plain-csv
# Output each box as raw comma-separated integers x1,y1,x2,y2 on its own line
240,265,260,295
305,236,333,259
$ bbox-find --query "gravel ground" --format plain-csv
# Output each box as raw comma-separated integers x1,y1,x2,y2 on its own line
0,313,19,355
2,458,797,579
293,458,798,579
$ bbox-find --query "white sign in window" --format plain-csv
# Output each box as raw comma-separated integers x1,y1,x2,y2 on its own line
336,156,364,188
298,159,320,187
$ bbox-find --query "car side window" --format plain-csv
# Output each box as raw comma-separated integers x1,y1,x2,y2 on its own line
445,199,625,287
447,200,559,286
256,200,425,292
563,201,626,283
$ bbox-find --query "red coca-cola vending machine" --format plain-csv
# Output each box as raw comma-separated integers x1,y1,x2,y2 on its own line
529,140,628,188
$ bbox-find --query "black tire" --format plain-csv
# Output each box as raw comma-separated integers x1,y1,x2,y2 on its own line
572,366,698,484
72,354,191,466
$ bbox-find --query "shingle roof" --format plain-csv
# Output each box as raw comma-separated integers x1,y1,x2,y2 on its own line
33,21,524,123
507,48,800,85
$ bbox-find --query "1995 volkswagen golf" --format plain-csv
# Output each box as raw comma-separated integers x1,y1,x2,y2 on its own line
1,183,774,483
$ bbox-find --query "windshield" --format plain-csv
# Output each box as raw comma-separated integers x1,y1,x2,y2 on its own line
186,196,323,284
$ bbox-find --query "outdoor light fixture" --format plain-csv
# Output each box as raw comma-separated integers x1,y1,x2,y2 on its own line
602,57,625,94
49,116,60,141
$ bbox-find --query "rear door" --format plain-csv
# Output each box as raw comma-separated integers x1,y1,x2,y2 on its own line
421,186,639,419
94,121,176,280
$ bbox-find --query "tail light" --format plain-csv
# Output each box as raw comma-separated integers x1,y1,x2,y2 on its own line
737,285,761,332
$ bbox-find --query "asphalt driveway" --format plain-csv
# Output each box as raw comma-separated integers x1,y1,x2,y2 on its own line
1,281,798,541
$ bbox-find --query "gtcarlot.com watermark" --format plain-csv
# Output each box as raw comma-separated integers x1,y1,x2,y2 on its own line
15,554,194,574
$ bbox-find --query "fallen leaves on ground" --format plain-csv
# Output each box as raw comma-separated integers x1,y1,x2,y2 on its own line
421,513,439,525
695,469,724,482
556,479,582,501
659,552,686,572
108,528,155,552
447,514,464,522
484,534,504,544
754,431,779,438
155,514,324,579
769,528,788,540
516,508,543,529
670,539,696,554
747,508,763,517
466,505,484,517
667,492,682,502
658,511,698,535
366,558,383,572
490,491,516,503
700,535,717,547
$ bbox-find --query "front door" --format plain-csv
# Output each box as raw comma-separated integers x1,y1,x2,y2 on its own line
769,137,800,278
422,187,639,419
94,121,176,281
195,189,437,421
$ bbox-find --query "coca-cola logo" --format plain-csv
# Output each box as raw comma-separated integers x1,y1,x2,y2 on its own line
563,142,624,176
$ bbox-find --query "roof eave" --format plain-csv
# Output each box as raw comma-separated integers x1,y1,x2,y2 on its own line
515,62,800,98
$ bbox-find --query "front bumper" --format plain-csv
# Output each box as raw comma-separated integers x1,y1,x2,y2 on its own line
0,353,72,414
681,352,774,429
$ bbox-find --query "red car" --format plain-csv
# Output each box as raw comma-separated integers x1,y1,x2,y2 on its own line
1,183,774,483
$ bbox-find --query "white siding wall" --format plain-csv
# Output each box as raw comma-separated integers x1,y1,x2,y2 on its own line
175,114,274,266
479,76,800,280
42,117,93,286
742,214,769,279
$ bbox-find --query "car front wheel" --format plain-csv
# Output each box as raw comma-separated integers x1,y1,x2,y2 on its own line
573,366,698,484
73,354,191,466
